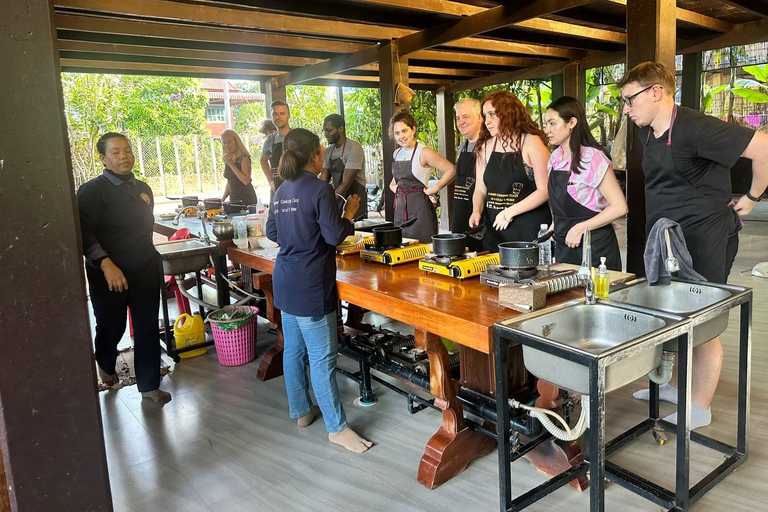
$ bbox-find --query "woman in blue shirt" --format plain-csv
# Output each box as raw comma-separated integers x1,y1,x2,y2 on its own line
266,128,371,453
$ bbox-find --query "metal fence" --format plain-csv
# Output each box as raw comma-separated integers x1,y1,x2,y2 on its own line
70,132,384,197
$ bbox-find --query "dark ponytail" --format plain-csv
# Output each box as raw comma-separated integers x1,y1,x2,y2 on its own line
546,96,610,175
277,128,321,181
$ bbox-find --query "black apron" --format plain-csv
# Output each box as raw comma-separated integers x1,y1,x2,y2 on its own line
548,165,622,271
223,156,258,205
481,140,551,253
642,105,740,284
328,142,367,219
393,143,437,244
269,138,284,200
452,140,483,252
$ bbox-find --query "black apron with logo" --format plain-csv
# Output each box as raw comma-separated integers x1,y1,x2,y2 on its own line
481,140,551,253
393,143,437,244
548,165,621,270
452,140,483,252
328,143,367,219
642,105,740,284
269,138,284,201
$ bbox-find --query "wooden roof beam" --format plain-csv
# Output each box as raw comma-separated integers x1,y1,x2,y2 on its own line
602,0,734,32
720,0,768,18
54,0,584,58
352,0,627,43
446,60,567,93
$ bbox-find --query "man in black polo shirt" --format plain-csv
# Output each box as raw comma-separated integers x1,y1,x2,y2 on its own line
620,62,768,429
77,132,171,405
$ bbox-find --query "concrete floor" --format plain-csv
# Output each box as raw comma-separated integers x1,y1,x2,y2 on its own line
97,207,768,512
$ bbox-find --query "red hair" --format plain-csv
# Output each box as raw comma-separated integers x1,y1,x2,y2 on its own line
475,90,547,155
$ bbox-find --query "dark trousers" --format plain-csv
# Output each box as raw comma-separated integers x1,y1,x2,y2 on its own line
87,256,162,392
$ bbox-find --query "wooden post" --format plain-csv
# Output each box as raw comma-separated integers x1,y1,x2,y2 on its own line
0,0,112,509
681,52,703,110
210,137,219,190
551,73,565,101
193,134,202,192
136,136,145,178
173,135,184,194
261,77,287,115
563,62,586,104
378,41,409,222
436,88,456,231
156,136,167,196
337,86,345,118
624,0,676,276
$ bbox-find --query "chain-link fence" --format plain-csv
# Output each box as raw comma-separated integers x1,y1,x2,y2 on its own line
70,132,384,197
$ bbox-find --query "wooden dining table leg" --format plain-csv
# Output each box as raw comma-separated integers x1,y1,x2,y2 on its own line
252,272,284,381
415,329,496,489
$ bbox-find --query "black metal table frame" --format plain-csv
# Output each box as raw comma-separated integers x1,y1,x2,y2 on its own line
493,289,752,512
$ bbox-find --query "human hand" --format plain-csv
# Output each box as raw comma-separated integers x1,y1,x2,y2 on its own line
565,224,585,248
101,258,128,292
423,185,438,196
732,195,757,217
468,212,482,228
270,180,277,192
344,194,361,219
493,210,512,231
223,152,234,165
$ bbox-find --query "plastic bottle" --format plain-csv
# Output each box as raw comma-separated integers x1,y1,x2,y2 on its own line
537,224,552,270
595,256,610,299
235,219,249,249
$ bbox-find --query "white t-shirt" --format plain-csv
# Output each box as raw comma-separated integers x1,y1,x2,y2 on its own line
393,143,430,186
322,138,367,188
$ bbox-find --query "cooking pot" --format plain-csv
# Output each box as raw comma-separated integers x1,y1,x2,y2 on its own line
431,225,485,256
203,198,223,210
182,195,199,207
212,220,235,240
498,242,539,269
223,201,246,214
372,217,417,248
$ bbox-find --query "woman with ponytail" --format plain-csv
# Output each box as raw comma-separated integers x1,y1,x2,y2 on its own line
265,128,372,453
544,96,627,270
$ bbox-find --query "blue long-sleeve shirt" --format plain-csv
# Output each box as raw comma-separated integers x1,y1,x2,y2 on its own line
266,170,353,317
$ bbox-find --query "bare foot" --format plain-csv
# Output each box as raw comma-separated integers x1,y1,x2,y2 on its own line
141,389,172,405
98,366,118,387
297,406,321,428
329,427,372,453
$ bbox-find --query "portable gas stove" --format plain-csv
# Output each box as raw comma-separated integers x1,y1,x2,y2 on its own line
337,235,375,256
418,252,500,279
480,264,580,294
360,241,429,265
349,328,460,376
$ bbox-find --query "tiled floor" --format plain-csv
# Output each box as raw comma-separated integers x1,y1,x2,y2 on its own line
99,209,768,512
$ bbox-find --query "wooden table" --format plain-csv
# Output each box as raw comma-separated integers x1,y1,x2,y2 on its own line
229,245,633,489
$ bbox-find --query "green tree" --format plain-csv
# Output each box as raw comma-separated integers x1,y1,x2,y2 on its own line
231,80,266,134
345,87,382,145
286,85,338,135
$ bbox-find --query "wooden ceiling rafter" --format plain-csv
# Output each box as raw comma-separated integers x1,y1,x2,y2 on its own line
719,0,768,18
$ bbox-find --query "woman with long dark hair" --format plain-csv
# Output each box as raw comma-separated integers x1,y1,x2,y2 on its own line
265,128,372,453
544,96,627,270
468,91,551,251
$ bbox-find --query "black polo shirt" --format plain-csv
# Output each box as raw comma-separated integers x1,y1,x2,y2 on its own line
77,169,158,271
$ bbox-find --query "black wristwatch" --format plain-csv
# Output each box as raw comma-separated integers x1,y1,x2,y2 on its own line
746,190,763,202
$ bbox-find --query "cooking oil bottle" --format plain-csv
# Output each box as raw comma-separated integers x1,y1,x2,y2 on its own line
595,257,610,299
174,313,208,358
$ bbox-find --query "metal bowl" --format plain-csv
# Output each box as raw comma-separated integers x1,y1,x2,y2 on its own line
212,221,235,240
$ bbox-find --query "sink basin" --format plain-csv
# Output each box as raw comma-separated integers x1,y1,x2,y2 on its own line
501,302,673,394
155,239,216,275
608,279,732,349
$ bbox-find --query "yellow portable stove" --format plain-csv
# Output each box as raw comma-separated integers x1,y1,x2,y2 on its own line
336,235,375,256
360,241,429,265
419,252,500,279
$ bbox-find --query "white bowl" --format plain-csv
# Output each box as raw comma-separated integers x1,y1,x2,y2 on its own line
256,237,279,249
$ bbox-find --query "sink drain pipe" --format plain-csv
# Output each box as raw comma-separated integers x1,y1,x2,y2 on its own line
509,398,589,442
646,350,675,385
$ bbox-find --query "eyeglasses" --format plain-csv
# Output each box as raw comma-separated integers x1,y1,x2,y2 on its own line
622,85,657,108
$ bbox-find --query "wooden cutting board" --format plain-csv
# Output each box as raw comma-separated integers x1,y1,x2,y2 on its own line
550,262,635,285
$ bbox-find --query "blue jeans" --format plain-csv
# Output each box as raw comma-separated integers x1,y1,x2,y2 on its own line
281,311,347,434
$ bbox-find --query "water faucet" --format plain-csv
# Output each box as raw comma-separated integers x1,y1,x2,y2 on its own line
173,206,211,245
578,229,596,305
664,228,679,274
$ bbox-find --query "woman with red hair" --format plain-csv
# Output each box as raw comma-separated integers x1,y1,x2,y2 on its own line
469,91,551,252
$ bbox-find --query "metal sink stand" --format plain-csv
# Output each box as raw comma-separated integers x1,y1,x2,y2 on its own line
493,288,752,512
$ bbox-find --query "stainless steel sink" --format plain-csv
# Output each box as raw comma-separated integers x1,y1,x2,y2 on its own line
155,239,216,275
501,302,676,394
608,279,734,348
